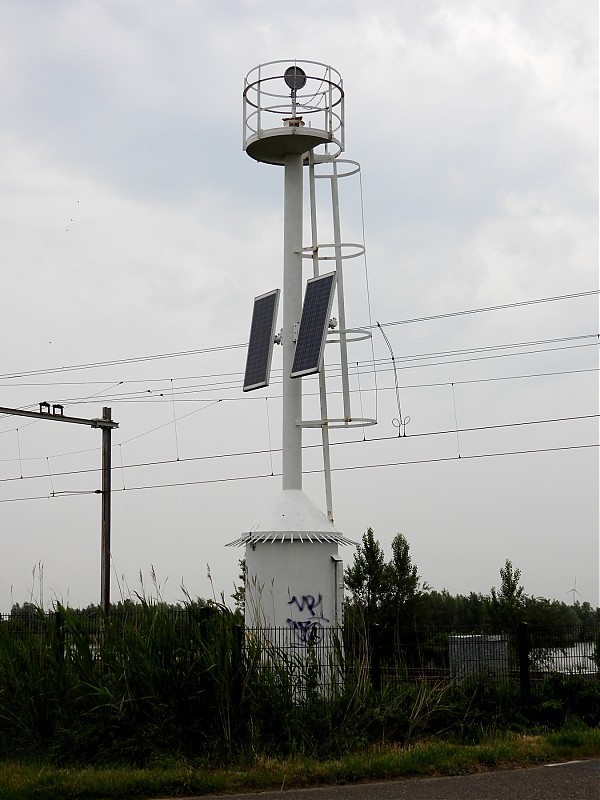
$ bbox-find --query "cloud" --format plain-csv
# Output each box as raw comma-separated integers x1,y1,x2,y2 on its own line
0,0,596,610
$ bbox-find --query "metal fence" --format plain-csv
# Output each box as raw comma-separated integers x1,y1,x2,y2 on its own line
529,626,598,678
1,609,597,693
345,623,599,692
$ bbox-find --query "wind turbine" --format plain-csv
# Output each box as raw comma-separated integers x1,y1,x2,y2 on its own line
567,577,582,605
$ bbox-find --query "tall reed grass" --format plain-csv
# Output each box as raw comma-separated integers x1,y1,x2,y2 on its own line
0,601,597,766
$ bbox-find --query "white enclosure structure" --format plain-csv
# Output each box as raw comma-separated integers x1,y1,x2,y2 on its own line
228,490,354,632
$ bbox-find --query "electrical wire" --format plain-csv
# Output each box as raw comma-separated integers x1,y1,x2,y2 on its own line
54,363,597,407
1,442,596,504
373,290,599,329
0,343,245,381
0,364,596,463
11,335,595,406
0,300,595,463
1,331,596,393
1,290,596,382
0,413,596,485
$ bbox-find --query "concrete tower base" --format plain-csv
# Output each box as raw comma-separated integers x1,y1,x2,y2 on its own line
227,489,354,633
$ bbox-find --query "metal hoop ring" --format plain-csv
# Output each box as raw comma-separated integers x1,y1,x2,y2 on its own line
326,327,372,343
298,417,377,429
300,242,365,261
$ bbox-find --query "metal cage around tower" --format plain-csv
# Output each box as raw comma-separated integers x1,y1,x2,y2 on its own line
243,60,345,165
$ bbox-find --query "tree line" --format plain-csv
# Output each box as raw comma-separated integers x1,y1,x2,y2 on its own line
344,528,599,633
5,529,598,635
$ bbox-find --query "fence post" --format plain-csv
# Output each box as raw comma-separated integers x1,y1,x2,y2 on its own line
232,624,243,710
517,621,530,699
370,623,381,692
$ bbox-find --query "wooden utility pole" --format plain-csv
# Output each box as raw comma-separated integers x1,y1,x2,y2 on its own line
0,404,118,613
100,407,112,615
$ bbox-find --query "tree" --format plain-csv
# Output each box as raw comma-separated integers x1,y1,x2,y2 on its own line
494,560,525,605
383,533,422,627
344,528,390,623
389,533,419,602
486,559,526,631
523,597,580,645
573,601,600,627
345,529,423,627
10,602,40,619
230,558,246,617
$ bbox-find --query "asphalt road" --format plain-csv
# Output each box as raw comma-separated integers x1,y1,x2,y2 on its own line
186,759,599,800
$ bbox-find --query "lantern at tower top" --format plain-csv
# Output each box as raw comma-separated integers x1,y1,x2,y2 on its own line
243,60,344,165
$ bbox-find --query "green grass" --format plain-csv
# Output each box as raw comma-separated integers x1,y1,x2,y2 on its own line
1,603,599,798
1,729,599,800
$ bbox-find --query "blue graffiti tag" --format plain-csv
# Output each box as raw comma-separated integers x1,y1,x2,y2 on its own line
288,594,325,616
286,594,329,644
285,618,326,644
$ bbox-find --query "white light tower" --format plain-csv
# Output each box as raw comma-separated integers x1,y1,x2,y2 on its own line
229,61,373,647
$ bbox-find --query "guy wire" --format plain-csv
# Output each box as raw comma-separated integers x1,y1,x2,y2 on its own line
358,167,379,424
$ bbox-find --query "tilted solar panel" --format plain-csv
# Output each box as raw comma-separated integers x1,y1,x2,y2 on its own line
291,271,337,378
243,289,280,391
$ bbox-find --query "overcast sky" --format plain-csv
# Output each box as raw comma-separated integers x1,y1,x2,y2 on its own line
0,0,597,613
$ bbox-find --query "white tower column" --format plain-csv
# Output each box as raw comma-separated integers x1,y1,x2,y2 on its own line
282,152,303,490
234,61,354,644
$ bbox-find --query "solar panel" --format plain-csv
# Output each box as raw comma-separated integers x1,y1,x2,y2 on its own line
291,272,337,378
243,289,280,391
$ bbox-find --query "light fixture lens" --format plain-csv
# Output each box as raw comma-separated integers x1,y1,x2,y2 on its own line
284,65,307,91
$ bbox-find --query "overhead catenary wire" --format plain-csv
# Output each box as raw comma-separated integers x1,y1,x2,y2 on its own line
22,339,594,410
0,290,596,382
3,330,597,390
372,290,599,329
0,332,592,473
0,294,595,473
3,335,595,408
0,364,596,464
118,399,222,446
37,363,596,410
0,343,245,381
0,442,597,504
0,413,596,486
